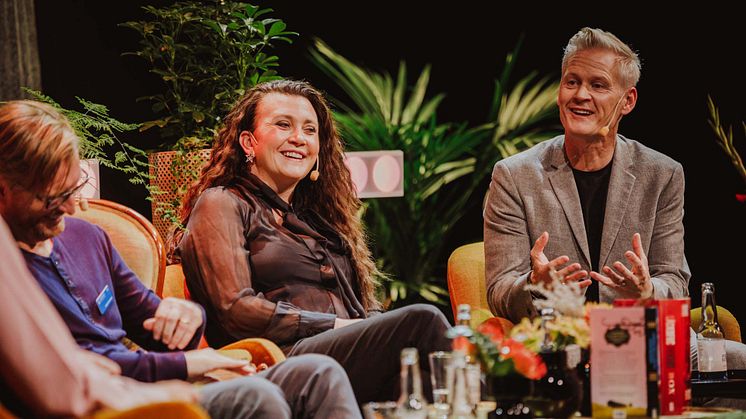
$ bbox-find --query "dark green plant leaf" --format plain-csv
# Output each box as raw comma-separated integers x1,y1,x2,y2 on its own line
23,88,149,189
309,40,559,308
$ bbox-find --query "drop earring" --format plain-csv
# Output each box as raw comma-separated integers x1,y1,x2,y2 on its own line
310,158,320,181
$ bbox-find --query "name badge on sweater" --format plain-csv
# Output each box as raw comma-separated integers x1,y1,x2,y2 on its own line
96,285,113,315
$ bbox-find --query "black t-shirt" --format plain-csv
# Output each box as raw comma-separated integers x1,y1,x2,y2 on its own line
572,161,612,302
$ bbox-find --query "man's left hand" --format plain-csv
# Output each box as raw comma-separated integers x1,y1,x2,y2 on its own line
143,297,203,350
589,233,653,300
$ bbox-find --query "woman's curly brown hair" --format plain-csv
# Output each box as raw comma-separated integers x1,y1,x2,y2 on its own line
177,79,382,311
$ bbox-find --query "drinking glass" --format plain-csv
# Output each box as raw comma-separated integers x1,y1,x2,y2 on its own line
428,351,454,408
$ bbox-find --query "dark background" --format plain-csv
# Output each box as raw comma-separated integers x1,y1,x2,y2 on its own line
34,1,746,323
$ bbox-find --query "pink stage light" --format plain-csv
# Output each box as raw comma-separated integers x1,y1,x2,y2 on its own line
372,155,400,193
343,151,403,198
346,156,368,193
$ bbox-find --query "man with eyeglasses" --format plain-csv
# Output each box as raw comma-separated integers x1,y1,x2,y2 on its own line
39,173,91,209
0,100,361,418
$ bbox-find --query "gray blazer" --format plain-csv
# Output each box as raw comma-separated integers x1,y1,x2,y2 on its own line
484,135,690,323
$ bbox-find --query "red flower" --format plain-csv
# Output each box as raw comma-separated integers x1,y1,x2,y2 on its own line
477,317,505,343
501,338,547,380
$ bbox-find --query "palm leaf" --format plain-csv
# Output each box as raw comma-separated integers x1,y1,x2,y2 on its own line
309,40,560,308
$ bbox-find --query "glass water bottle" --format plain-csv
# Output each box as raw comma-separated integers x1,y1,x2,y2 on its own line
396,347,427,418
696,282,728,381
446,304,481,412
450,351,477,419
446,304,474,343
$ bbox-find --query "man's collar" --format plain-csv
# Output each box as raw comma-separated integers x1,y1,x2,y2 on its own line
17,238,53,257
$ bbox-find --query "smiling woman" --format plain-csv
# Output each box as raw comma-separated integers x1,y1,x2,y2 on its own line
237,92,320,203
171,79,452,403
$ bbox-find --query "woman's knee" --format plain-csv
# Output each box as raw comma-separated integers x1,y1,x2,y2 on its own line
398,303,449,327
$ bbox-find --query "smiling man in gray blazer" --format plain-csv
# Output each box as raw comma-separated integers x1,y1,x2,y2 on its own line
485,27,746,408
485,27,688,320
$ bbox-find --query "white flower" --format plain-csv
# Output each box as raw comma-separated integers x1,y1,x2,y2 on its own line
524,269,586,318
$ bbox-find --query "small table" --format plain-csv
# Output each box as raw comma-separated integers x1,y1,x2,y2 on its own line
576,407,744,418
692,370,746,399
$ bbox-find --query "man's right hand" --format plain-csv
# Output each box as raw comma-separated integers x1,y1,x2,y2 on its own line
184,348,253,379
529,232,590,287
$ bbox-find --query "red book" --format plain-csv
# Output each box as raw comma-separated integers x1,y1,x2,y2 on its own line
656,298,691,415
614,298,691,415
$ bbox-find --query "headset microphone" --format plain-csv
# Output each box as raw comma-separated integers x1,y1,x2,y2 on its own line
598,94,627,136
309,158,320,182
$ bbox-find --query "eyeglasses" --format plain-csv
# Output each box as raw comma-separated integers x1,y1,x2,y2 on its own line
35,175,91,210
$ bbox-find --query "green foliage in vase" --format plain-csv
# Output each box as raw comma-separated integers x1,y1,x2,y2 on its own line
120,1,297,231
121,0,298,150
309,38,560,308
24,89,148,186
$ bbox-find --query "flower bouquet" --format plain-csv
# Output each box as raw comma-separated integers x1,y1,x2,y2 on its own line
461,319,547,380
453,317,545,417
515,272,611,417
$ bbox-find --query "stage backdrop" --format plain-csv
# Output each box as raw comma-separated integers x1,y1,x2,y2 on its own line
33,1,746,323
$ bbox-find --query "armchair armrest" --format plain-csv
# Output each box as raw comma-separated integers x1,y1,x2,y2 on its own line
163,264,288,364
219,338,286,367
691,305,742,343
92,402,208,419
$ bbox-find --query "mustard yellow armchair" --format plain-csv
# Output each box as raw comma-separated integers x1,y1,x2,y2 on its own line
0,401,208,419
72,199,286,366
447,242,514,333
447,241,742,343
92,402,208,419
691,305,742,343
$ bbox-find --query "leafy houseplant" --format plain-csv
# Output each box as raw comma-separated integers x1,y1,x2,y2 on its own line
24,89,147,187
309,38,560,308
121,1,297,233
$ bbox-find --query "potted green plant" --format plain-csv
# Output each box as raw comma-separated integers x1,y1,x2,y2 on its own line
309,39,560,308
121,1,297,237
24,89,147,195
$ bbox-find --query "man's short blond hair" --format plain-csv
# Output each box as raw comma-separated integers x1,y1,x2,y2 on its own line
562,27,641,88
0,100,79,193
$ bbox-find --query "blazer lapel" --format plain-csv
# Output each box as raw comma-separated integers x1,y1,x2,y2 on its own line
546,139,591,266
598,136,636,269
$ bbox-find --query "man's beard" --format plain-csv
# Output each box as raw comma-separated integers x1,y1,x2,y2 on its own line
17,214,66,246
36,216,66,241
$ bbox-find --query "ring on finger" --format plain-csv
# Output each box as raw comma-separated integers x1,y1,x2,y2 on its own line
619,280,627,287
180,318,191,325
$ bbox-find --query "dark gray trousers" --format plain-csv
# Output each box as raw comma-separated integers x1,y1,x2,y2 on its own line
287,304,452,403
200,353,361,419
